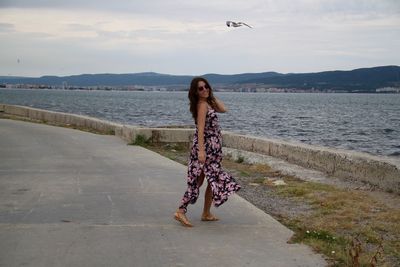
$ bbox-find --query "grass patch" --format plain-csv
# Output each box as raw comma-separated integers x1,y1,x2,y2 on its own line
276,178,400,266
252,177,265,184
236,155,245,163
130,134,151,146
239,170,250,177
164,142,189,152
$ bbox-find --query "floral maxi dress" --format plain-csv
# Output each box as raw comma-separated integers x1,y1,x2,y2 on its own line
179,106,241,213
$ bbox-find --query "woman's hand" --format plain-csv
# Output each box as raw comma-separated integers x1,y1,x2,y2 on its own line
209,97,227,113
198,149,206,164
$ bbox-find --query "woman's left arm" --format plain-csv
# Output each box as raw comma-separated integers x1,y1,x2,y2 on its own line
210,97,227,113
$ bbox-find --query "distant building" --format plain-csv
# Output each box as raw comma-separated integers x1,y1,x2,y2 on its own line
376,87,400,93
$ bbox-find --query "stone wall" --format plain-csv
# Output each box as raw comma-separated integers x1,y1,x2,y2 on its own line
115,125,194,144
222,133,400,194
1,104,399,194
1,104,120,134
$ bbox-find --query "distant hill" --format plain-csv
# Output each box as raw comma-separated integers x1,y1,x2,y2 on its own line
1,66,399,92
0,71,284,87
240,66,400,91
0,73,194,87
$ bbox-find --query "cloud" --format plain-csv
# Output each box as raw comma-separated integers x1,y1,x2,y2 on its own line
0,1,399,76
0,22,15,32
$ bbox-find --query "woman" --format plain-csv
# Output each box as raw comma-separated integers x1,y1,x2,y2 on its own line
174,77,241,227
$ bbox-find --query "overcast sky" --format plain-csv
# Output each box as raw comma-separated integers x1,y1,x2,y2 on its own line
0,0,399,77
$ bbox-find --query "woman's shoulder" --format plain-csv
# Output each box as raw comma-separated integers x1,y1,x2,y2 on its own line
197,101,208,109
196,101,208,116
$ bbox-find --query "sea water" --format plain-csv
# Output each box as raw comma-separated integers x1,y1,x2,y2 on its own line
1,89,399,157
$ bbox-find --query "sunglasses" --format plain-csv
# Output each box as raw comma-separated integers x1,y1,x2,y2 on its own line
198,85,209,91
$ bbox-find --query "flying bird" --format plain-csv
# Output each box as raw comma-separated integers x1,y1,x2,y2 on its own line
226,21,252,28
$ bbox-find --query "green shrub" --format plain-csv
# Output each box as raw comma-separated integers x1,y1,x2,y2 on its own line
236,155,245,163
131,134,151,146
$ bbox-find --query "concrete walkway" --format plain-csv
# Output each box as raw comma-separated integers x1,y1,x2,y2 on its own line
0,119,326,267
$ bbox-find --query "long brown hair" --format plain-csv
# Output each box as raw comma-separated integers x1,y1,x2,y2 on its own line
188,77,215,123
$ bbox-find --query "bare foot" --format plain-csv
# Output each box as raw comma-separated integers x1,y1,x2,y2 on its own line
174,211,193,227
201,213,219,221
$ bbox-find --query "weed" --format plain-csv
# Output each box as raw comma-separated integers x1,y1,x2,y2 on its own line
107,129,115,135
130,134,151,146
305,229,338,243
239,170,250,177
163,142,188,152
236,155,245,163
369,239,384,267
252,177,265,184
277,186,309,197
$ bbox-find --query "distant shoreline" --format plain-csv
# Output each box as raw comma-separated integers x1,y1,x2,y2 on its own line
1,87,400,94
1,65,399,93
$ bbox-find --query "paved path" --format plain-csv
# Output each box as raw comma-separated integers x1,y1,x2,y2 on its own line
0,119,326,267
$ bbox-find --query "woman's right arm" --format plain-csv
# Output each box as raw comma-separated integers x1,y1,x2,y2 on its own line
197,102,208,163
